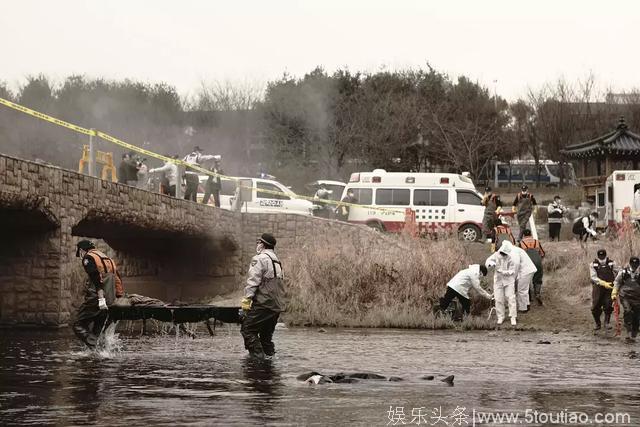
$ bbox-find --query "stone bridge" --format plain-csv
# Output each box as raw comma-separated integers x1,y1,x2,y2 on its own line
0,153,376,326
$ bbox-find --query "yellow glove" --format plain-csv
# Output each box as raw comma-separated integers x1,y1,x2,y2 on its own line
495,207,502,214
611,287,618,300
602,281,613,289
511,206,517,213
241,297,253,311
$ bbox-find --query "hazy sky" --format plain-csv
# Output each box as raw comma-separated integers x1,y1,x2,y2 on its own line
1,0,638,100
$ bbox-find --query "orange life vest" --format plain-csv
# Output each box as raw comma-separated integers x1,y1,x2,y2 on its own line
519,237,545,258
494,225,516,244
85,249,124,297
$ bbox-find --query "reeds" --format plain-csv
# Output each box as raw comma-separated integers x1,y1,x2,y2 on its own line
282,232,495,328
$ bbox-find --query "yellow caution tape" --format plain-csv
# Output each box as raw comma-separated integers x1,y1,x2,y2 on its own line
0,97,96,136
0,96,403,213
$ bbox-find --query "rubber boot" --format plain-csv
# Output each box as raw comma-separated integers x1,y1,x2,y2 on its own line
592,312,602,331
604,313,612,330
73,324,97,347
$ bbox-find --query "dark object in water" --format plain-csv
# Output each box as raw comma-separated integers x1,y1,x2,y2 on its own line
108,305,241,324
297,371,321,381
441,375,455,385
297,371,387,383
537,340,552,345
387,376,403,382
348,372,386,380
421,375,435,380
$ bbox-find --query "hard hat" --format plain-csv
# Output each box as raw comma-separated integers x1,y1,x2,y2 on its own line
597,249,607,259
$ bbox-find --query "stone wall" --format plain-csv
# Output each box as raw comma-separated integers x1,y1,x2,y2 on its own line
0,154,243,326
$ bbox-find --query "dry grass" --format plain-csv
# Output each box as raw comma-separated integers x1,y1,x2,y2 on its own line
282,232,496,329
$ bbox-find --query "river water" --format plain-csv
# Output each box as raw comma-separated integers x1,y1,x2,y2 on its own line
1,327,639,426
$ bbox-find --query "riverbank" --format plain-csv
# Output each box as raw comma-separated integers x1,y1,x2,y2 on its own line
209,232,639,336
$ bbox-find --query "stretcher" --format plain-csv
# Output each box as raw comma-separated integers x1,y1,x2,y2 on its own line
108,305,241,325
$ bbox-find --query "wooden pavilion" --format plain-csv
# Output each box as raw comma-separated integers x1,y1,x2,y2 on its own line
562,117,640,198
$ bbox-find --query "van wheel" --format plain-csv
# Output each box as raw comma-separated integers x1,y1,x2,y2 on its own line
367,221,385,232
459,224,481,242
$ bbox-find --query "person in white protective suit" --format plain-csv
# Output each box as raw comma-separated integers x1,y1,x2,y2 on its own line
512,243,538,312
486,241,519,325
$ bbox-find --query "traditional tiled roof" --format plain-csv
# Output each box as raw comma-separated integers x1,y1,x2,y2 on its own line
562,117,640,158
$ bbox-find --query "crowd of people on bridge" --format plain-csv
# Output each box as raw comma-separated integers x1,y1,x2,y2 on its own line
117,146,224,207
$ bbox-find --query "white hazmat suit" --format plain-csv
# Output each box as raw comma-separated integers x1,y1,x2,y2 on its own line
512,245,538,311
486,241,518,324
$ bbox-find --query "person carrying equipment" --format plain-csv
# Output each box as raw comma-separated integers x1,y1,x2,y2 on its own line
439,264,493,317
612,257,640,342
512,185,537,242
73,240,125,347
590,249,617,331
482,187,502,241
492,218,515,252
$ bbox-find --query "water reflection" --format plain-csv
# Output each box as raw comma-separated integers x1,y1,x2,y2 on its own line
242,357,283,424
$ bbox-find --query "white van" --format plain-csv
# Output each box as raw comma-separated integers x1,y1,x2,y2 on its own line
199,175,314,216
341,170,485,241
596,170,640,229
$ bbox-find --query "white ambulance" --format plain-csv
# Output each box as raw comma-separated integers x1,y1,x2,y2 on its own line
341,170,485,241
595,170,640,229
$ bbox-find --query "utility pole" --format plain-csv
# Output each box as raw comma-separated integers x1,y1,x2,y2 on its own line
89,128,97,177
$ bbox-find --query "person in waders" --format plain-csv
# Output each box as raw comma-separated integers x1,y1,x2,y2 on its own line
240,233,286,359
512,185,537,242
482,187,502,242
589,249,617,331
613,257,640,342
73,240,124,347
519,229,545,306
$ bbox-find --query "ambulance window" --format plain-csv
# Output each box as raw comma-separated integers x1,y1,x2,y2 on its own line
430,190,448,206
597,192,605,207
257,182,290,200
413,189,448,206
347,188,372,205
375,189,409,205
457,190,482,206
413,189,430,205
